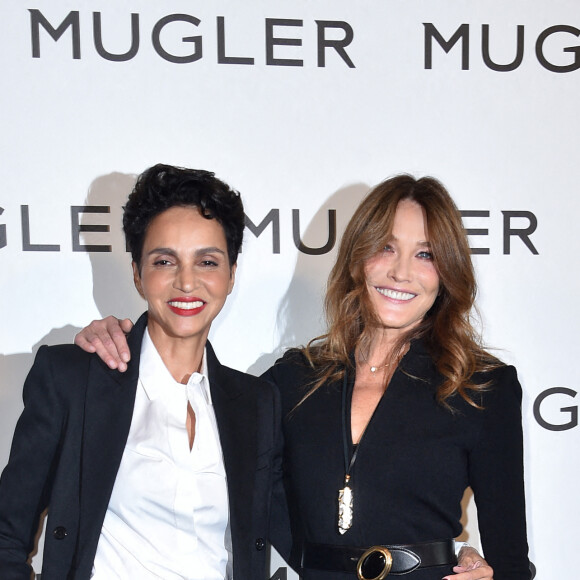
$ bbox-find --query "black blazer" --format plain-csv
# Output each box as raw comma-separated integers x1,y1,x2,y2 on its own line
264,343,530,580
0,313,284,580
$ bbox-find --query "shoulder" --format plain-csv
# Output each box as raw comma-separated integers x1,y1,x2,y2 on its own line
273,347,311,368
34,342,93,362
225,363,275,392
20,344,105,412
28,340,130,388
29,343,98,380
476,363,522,397
261,348,315,387
204,340,267,386
210,352,280,406
261,348,324,413
468,363,523,419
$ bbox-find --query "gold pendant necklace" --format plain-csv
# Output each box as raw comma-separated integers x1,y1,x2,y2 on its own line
338,347,405,532
338,474,353,534
338,371,366,535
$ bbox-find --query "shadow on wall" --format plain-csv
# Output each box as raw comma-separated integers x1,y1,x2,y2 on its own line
1,171,140,442
84,172,145,322
246,182,371,377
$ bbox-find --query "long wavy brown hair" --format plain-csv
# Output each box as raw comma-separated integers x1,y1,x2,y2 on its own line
302,174,499,407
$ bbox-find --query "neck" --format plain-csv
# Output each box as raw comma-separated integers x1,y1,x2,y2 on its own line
359,330,409,370
147,326,207,383
366,333,398,362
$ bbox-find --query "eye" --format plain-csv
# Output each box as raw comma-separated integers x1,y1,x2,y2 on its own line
417,250,434,260
153,258,173,266
383,244,394,253
200,259,219,267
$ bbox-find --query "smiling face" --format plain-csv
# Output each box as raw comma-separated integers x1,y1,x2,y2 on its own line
364,199,440,339
133,205,235,351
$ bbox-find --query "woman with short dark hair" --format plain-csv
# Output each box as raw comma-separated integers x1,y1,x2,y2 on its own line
0,164,282,580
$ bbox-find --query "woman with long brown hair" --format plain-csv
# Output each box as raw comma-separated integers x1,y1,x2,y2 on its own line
263,175,530,579
74,174,529,579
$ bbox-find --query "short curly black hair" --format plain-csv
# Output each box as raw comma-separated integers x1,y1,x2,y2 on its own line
123,164,244,270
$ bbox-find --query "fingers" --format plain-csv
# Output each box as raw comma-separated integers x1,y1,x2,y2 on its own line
74,316,133,372
444,547,493,580
457,546,483,568
110,318,133,368
119,317,134,335
444,562,493,580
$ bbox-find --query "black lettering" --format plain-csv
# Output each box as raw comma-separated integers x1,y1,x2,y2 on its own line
502,211,538,255
536,25,580,73
0,207,5,249
424,23,469,70
244,210,280,254
316,20,355,68
217,17,254,65
266,19,303,67
21,205,60,252
71,206,111,252
93,12,139,62
482,24,524,71
29,9,80,59
152,14,202,64
460,210,490,255
534,387,578,431
292,209,336,255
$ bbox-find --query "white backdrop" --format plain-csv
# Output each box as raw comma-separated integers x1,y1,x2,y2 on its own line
2,1,579,578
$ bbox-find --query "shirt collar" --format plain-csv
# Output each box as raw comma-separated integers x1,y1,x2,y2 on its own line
139,328,212,404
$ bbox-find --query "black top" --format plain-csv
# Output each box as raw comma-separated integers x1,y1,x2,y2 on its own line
263,339,530,580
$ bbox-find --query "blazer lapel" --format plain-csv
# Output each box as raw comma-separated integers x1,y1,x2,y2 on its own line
206,342,257,553
75,313,148,571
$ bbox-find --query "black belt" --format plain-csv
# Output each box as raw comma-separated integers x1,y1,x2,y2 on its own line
302,539,456,578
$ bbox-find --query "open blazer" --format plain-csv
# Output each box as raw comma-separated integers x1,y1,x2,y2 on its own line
0,313,287,580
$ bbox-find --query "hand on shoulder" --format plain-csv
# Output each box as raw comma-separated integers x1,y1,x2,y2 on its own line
74,316,134,372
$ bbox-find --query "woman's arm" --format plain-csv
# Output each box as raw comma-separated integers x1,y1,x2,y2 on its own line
0,347,66,578
468,365,531,579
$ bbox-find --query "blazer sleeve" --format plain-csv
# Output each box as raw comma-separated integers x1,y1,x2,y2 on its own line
266,380,293,565
468,365,531,580
0,346,70,579
262,353,305,571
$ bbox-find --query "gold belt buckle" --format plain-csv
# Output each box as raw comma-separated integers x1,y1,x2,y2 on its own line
356,546,393,580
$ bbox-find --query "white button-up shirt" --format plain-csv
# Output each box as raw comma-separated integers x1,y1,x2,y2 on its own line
92,329,233,579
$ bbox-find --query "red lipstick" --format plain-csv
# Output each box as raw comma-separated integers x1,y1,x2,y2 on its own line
167,297,206,316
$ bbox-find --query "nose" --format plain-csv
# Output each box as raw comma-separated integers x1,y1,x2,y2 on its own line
388,253,412,282
173,265,196,293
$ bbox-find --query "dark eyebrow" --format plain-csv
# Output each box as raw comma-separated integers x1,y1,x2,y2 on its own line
147,247,177,257
194,246,227,257
147,248,177,256
147,247,227,257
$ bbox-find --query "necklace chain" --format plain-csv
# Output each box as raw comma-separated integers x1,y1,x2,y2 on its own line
359,348,390,373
